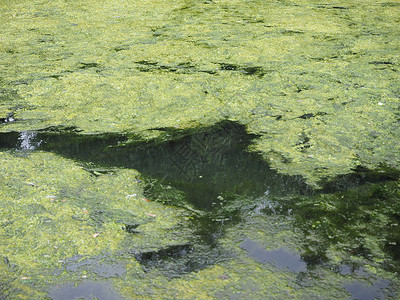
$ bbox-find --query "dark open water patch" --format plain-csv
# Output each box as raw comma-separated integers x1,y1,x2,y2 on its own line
239,238,307,273
344,279,394,300
60,254,126,278
127,242,233,277
48,281,125,300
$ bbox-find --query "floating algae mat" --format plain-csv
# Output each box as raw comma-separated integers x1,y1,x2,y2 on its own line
1,0,400,298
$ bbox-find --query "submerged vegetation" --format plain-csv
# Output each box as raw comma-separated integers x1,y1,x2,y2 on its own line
0,0,399,298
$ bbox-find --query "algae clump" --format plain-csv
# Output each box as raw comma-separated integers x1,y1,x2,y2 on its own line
0,150,193,297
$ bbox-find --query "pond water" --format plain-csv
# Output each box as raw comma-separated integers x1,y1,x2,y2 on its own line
1,0,399,298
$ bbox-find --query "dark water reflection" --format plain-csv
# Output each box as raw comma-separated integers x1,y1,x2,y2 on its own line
35,121,312,210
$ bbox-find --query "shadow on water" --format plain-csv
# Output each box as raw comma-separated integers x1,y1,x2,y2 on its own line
33,121,312,210
1,122,399,299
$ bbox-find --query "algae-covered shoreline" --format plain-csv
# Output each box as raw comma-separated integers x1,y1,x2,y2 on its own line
1,0,400,298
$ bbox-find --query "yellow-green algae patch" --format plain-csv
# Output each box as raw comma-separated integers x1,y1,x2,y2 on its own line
1,0,399,184
0,150,192,297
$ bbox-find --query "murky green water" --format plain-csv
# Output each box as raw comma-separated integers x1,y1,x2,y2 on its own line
1,0,400,299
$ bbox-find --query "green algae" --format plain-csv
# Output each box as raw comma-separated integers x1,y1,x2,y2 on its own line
0,150,193,297
1,0,399,184
1,0,400,298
